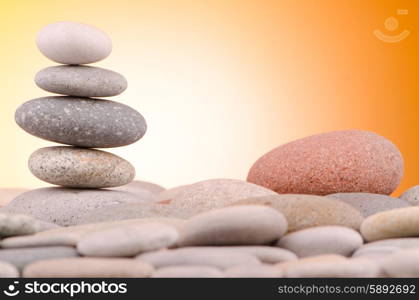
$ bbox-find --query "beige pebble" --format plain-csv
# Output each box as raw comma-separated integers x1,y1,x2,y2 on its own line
0,246,78,271
0,213,41,238
136,247,261,270
1,218,185,249
361,207,419,241
232,194,364,231
0,261,19,277
279,257,380,277
1,231,80,248
225,264,283,278
152,265,224,278
277,226,363,257
77,223,179,257
178,205,287,246
215,246,297,264
23,257,154,278
156,179,277,218
380,248,419,277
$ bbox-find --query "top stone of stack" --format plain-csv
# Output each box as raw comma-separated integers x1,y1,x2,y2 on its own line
36,21,112,65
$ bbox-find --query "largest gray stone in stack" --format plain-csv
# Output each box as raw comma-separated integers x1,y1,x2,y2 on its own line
6,21,148,226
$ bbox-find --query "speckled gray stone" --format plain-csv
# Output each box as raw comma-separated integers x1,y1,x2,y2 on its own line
0,213,39,237
29,146,135,188
0,246,78,271
400,185,419,206
112,180,165,196
35,66,127,97
15,96,147,148
78,203,173,224
327,193,411,217
1,187,154,226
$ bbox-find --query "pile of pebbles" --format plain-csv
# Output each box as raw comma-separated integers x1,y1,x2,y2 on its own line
0,21,419,278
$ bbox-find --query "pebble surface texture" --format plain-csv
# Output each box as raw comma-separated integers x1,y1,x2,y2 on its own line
112,180,165,196
353,238,419,258
225,265,283,278
29,146,135,188
0,261,19,278
0,213,40,237
152,266,224,278
380,249,419,277
361,207,419,242
136,247,261,270
0,246,78,270
36,21,112,65
279,257,380,278
15,96,147,148
156,179,277,218
277,226,363,257
23,258,154,278
1,187,154,226
327,193,411,217
247,130,403,195
78,202,173,224
77,223,179,257
232,194,364,231
35,65,127,97
399,185,419,206
178,205,287,246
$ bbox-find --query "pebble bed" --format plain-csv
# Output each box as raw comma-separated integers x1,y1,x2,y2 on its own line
0,21,418,278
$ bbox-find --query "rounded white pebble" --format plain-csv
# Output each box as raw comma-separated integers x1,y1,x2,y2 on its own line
36,21,112,64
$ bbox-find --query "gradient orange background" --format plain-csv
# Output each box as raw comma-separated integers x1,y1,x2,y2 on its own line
0,0,417,196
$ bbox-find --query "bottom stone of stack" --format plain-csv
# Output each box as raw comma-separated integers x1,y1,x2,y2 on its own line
29,146,135,188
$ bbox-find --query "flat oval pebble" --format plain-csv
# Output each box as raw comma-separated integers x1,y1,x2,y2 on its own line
0,246,78,270
35,65,127,97
354,238,419,256
157,179,277,218
136,247,261,270
232,194,364,231
15,96,147,148
23,257,153,278
216,246,297,264
361,207,419,241
77,223,179,257
178,205,287,246
247,130,403,195
29,146,135,188
380,249,419,277
1,187,153,226
327,193,410,217
277,226,363,257
78,202,173,224
152,266,224,278
279,257,380,277
36,21,112,64
0,261,19,278
1,232,80,249
399,185,419,205
225,264,283,278
0,213,40,237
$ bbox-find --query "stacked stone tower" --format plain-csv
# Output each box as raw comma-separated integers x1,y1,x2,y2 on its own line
15,21,146,189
